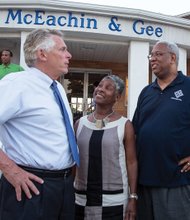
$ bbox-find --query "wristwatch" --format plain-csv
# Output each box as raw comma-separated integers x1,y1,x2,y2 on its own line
129,193,138,200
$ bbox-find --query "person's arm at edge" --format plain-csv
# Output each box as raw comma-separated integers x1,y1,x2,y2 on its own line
124,120,138,220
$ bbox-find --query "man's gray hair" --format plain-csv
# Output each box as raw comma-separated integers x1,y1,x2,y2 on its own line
155,41,179,66
103,75,125,95
24,29,64,67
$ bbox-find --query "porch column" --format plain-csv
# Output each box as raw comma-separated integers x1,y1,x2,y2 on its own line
20,31,30,70
178,47,187,75
127,41,149,120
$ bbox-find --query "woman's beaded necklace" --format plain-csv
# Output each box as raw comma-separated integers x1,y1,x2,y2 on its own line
92,111,114,128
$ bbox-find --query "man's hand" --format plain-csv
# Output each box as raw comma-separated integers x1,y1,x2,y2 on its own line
3,164,44,201
179,156,190,173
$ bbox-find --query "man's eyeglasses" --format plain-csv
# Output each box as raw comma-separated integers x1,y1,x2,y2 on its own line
147,52,171,60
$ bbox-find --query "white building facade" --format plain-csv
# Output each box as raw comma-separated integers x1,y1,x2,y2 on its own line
0,0,190,119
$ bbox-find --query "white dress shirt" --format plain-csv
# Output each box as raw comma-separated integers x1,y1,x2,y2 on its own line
0,68,75,170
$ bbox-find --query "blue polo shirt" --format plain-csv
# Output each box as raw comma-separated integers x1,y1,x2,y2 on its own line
133,71,190,187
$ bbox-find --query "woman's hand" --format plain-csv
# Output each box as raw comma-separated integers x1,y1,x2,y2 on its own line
125,199,137,220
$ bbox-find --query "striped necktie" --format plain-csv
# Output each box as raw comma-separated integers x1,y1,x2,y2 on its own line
50,80,79,166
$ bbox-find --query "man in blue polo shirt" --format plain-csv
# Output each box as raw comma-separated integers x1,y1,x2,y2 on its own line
0,49,24,79
133,41,190,220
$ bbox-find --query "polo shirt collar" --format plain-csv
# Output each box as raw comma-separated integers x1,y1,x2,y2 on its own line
152,71,185,89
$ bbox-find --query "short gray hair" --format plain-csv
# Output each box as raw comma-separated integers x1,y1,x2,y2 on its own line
24,29,64,67
103,75,125,95
155,41,179,66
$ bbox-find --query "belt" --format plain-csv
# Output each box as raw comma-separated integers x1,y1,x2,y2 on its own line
18,165,72,178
